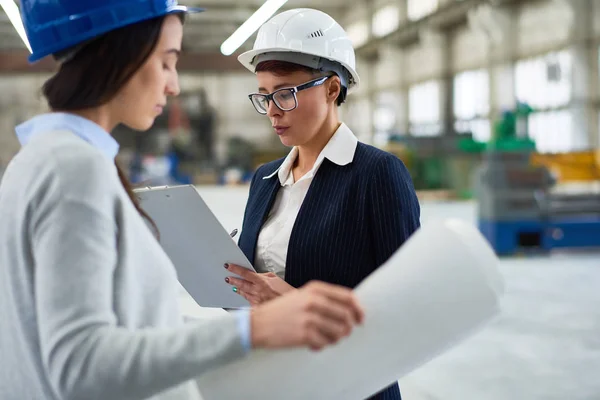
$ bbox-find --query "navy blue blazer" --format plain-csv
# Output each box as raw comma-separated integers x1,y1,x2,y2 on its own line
238,142,421,400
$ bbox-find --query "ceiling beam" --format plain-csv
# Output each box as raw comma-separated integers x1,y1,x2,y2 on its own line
0,3,350,53
191,7,254,22
0,50,247,74
183,22,241,35
185,0,347,9
177,52,246,72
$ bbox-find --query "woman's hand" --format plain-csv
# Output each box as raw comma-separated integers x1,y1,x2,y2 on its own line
225,263,295,306
250,281,365,351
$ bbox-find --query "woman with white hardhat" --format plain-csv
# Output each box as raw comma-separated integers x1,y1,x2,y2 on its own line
225,8,421,400
0,1,365,399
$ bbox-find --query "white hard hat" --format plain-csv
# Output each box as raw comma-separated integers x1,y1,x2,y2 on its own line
238,8,360,91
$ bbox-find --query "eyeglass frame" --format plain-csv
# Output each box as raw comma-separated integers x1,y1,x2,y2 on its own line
247,75,331,115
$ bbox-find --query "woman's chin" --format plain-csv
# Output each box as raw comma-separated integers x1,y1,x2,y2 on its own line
124,116,155,132
278,135,297,148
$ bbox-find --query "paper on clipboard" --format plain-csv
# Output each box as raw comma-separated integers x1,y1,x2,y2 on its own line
135,185,254,309
195,218,504,400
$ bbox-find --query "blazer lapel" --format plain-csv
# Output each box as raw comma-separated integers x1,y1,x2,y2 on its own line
244,176,281,264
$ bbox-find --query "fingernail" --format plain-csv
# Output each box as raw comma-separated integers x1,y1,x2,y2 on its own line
224,263,229,269
232,287,238,293
225,277,230,283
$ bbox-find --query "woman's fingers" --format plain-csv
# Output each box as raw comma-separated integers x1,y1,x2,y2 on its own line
224,263,260,283
304,281,365,324
306,325,334,351
307,312,352,347
236,289,261,306
226,276,258,295
304,295,354,334
249,282,365,350
226,277,263,305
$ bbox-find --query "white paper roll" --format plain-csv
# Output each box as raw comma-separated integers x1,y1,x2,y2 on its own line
196,218,504,399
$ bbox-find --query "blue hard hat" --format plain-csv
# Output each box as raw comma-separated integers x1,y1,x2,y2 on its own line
20,0,204,63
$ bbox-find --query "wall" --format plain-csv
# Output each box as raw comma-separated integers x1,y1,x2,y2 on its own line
0,74,50,166
517,0,574,57
0,72,275,168
345,0,600,148
179,72,273,160
451,26,488,73
2,0,600,165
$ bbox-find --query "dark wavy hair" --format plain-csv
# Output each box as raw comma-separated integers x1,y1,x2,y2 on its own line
42,14,184,235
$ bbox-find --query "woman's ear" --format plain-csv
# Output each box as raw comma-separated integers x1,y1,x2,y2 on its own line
326,76,342,104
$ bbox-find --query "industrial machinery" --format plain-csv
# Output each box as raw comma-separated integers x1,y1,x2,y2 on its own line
477,149,600,255
531,150,600,183
475,106,600,256
386,132,481,196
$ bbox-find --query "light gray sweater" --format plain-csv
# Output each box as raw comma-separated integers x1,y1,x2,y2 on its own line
0,129,246,400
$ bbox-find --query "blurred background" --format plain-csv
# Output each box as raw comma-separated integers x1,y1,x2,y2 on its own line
1,0,600,399
1,0,599,194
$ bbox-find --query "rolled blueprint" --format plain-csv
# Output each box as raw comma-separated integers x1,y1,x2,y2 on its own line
196,218,504,399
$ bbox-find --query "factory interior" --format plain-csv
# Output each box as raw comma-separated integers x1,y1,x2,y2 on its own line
1,0,600,399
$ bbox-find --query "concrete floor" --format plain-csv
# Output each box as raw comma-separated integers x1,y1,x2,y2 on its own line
195,186,600,400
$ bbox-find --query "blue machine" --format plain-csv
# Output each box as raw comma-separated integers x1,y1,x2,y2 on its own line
476,150,600,256
479,218,600,256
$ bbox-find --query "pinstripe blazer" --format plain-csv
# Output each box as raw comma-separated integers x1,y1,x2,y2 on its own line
238,142,421,400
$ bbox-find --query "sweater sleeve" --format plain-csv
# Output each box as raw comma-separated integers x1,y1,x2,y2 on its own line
31,156,246,400
367,154,421,267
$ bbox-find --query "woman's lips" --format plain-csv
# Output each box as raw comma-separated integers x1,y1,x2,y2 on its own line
274,126,289,135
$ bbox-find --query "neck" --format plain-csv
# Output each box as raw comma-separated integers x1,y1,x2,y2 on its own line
295,109,341,172
66,106,117,133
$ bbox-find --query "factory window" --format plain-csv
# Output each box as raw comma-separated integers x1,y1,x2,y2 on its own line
346,20,369,48
528,110,573,154
344,97,372,142
453,69,491,142
374,91,404,145
408,0,439,21
515,50,571,109
454,119,491,143
372,5,400,37
515,50,573,153
409,80,441,136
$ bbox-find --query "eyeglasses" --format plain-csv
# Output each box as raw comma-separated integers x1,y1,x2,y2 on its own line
248,76,330,115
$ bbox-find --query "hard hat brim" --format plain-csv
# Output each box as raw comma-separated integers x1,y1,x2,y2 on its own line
165,5,205,15
238,47,360,91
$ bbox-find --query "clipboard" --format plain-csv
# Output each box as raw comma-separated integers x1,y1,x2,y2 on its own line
134,185,254,309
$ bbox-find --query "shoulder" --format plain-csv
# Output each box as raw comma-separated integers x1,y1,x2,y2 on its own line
18,130,121,209
51,131,113,171
251,157,286,182
354,142,411,178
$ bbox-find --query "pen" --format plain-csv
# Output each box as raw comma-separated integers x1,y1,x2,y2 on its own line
229,229,238,238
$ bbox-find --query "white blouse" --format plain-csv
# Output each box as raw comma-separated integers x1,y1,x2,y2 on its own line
253,123,358,279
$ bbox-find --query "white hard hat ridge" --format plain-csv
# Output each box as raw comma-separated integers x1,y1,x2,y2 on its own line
238,8,360,91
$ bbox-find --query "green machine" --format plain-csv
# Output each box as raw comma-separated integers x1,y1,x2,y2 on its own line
488,102,536,151
388,103,537,198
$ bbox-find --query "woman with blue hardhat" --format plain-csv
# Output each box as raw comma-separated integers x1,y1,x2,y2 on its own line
223,8,421,400
0,1,366,399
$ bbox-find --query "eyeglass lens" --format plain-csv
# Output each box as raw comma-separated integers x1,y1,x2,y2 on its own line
251,89,297,114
